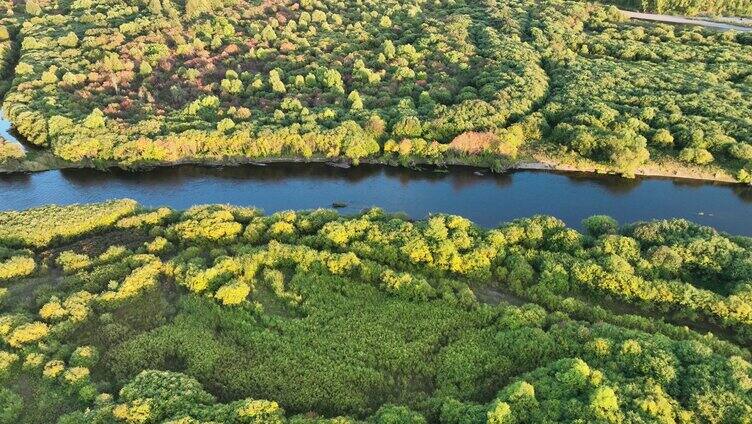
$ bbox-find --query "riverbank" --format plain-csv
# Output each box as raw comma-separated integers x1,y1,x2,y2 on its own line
514,153,741,184
513,162,738,184
0,107,743,186
1,151,745,187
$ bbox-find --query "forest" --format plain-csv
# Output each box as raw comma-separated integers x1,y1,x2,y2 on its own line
1,200,752,423
0,0,751,182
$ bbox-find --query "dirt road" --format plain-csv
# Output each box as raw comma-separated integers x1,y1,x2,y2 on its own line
623,10,752,32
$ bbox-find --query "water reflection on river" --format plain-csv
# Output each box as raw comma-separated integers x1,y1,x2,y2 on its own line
2,163,751,235
0,111,26,152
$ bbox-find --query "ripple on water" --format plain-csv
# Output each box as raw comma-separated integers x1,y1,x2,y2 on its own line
1,163,751,236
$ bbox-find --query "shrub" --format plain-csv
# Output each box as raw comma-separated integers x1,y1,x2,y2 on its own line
449,132,497,155
6,322,48,347
371,405,426,424
235,399,285,423
214,282,251,305
56,251,91,274
0,351,19,378
0,256,35,280
582,215,618,237
651,129,674,147
70,346,98,368
0,388,22,423
0,201,138,248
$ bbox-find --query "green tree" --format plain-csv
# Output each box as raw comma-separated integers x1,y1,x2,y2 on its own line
147,0,162,14
185,0,212,18
487,401,513,424
83,109,106,129
393,116,422,138
348,90,364,111
25,0,42,16
269,70,286,93
372,405,426,424
582,215,618,237
651,129,674,147
590,386,621,422
261,25,277,42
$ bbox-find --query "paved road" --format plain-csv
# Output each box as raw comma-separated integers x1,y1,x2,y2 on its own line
624,10,752,32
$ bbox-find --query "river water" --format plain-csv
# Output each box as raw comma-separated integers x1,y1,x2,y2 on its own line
2,163,751,235
0,110,25,152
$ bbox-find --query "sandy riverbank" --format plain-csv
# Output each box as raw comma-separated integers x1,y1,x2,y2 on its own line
512,160,739,184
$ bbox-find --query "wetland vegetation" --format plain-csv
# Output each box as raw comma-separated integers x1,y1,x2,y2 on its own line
0,0,751,183
2,200,752,422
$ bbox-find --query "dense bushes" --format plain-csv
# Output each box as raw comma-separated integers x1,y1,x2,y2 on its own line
0,200,137,247
1,201,751,422
1,0,750,180
0,254,34,281
0,19,15,98
0,0,546,167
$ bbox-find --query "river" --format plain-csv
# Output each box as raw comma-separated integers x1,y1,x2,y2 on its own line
0,110,26,153
2,163,751,235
